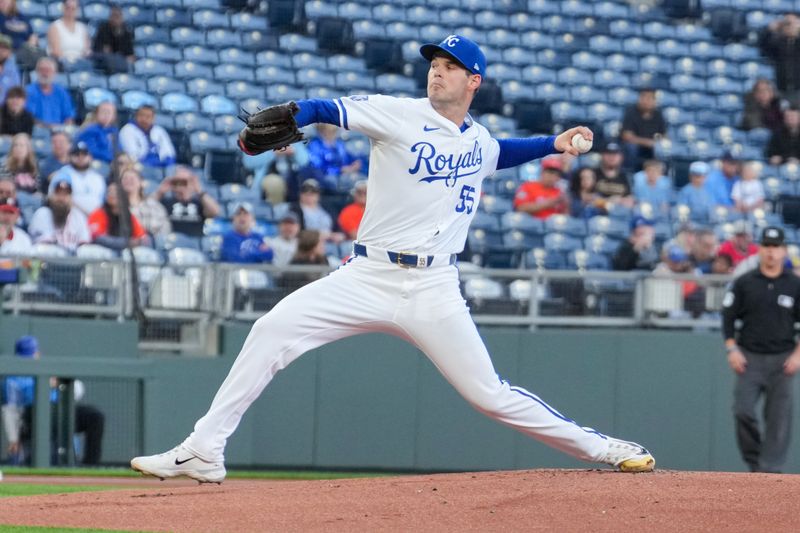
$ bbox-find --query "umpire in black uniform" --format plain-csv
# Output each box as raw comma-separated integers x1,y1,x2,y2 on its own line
722,226,800,473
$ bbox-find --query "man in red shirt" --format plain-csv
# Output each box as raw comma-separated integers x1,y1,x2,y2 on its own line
718,220,759,266
513,156,567,219
337,180,367,240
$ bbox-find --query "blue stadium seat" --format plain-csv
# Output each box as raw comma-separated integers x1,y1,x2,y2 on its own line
418,24,446,42
537,49,571,69
572,51,606,70
673,56,703,76
608,87,637,106
605,53,639,72
292,52,328,70
338,1,371,19
723,43,761,61
520,31,555,50
203,218,232,237
352,19,385,40
375,74,417,94
186,78,225,98
471,211,501,232
690,42,723,59
256,66,296,85
133,59,173,77
557,67,593,86
214,64,254,83
480,113,517,135
155,7,192,27
670,74,706,92
174,112,214,132
587,102,621,122
500,212,545,234
639,55,674,74
122,5,155,25
155,114,175,130
219,183,260,203
717,93,743,112
150,0,182,7
83,88,118,108
83,3,109,23
279,33,316,53
405,5,435,24
206,29,242,49
609,19,641,37
560,0,594,16
746,11,778,30
226,81,264,101
201,95,238,116
327,54,367,72
740,61,775,81
306,0,339,19
540,14,574,34
623,37,657,56
17,0,47,17
145,43,182,63
265,85,306,103
500,47,530,67
501,81,535,102
534,83,560,101
109,73,147,93
214,115,241,135
544,232,582,253
708,58,739,78
192,9,229,29
68,71,107,89
161,93,198,114
256,50,293,69
174,61,213,80
487,28,519,48
474,9,509,30
385,22,419,40
171,27,205,47
707,76,744,94
657,39,690,58
584,234,621,256
480,195,513,215
643,21,676,39
662,106,683,126
594,1,630,18
747,128,773,149
335,72,375,92
296,68,332,87
121,90,158,110
545,215,587,237
183,46,219,65
553,33,589,53
680,92,716,110
504,230,542,254
592,70,624,89
147,76,185,95
568,249,611,271
190,132,227,154
575,16,610,36
569,86,597,104
521,66,557,84
218,48,256,67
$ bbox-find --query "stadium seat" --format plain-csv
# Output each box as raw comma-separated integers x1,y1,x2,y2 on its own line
186,78,226,99
121,90,158,110
155,7,192,27
193,9,229,29
133,59,172,77
214,64,254,83
147,76,185,95
200,95,238,116
171,27,205,47
174,112,214,133
265,85,306,103
83,88,117,108
146,43,182,63
161,93,199,114
174,61,214,81
135,25,170,45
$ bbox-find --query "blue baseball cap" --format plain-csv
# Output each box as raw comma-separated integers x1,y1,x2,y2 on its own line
630,215,654,231
667,245,690,263
419,34,486,76
15,335,39,358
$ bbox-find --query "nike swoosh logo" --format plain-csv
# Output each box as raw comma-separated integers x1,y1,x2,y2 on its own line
423,126,440,132
174,456,196,465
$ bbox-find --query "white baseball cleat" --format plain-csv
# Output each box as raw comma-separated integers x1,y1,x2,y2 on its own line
601,437,656,472
131,445,226,484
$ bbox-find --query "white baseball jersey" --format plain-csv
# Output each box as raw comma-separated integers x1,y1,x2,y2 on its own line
333,95,501,255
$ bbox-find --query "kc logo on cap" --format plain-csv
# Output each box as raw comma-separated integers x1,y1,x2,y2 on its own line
419,34,487,76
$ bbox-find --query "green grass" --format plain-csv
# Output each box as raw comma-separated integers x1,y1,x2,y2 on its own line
0,483,115,497
0,526,148,533
1,466,398,480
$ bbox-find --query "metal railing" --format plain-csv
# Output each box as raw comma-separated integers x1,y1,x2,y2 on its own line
0,254,734,351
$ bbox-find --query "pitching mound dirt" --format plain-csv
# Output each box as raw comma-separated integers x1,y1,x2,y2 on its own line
1,469,799,532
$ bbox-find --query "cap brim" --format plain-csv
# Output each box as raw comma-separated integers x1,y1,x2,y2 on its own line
761,238,785,246
419,44,473,73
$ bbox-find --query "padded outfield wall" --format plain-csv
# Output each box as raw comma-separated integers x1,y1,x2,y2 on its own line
0,315,797,473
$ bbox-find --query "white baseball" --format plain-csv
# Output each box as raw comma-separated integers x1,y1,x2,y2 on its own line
571,134,593,154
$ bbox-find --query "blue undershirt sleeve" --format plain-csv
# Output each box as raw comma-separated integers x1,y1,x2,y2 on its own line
294,99,342,128
496,136,559,170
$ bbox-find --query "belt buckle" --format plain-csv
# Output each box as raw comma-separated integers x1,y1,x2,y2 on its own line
396,251,415,268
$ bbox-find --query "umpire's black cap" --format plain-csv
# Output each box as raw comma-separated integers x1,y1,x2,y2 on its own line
760,226,785,246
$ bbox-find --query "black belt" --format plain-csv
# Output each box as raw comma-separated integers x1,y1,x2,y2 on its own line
352,243,457,268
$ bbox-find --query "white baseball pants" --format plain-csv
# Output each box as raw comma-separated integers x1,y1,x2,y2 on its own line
184,256,610,463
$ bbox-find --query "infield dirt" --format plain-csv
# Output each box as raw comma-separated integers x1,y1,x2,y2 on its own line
1,469,798,532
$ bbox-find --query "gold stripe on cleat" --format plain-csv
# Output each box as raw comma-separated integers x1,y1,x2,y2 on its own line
618,455,656,472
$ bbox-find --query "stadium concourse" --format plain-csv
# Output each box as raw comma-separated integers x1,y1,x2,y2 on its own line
1,0,799,340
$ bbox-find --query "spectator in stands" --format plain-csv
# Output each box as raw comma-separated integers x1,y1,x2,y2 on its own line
654,243,700,276
25,57,75,128
612,216,659,271
306,124,362,192
119,105,176,169
677,161,715,222
220,202,273,264
290,178,340,242
704,152,740,207
689,228,719,274
1,132,38,193
46,0,91,66
712,253,734,275
760,14,800,103
741,79,784,132
568,166,604,219
513,156,568,220
153,166,220,238
767,107,800,165
267,212,300,268
0,85,33,136
91,5,134,75
594,142,634,208
38,130,71,187
0,0,35,50
50,141,105,216
109,152,134,183
731,161,765,214
88,182,149,251
27,178,90,252
244,143,310,204
719,220,759,267
620,87,666,172
0,196,31,255
337,180,367,240
281,229,329,292
119,166,171,238
0,33,20,104
76,101,118,163
633,159,671,214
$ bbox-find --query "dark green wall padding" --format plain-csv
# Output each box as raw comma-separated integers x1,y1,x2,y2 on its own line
1,315,796,473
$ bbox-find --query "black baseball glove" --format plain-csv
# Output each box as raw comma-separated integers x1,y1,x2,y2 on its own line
237,101,305,155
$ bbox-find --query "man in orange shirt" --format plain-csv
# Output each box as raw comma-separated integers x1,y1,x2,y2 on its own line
337,180,367,240
513,156,567,219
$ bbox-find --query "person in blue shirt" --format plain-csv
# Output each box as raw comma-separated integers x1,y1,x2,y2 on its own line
632,159,672,215
704,152,741,207
220,202,274,264
678,161,715,222
306,123,362,192
75,101,119,163
24,57,75,128
0,34,21,104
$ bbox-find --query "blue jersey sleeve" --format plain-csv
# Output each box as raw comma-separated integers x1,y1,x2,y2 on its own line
294,99,343,128
496,136,558,170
